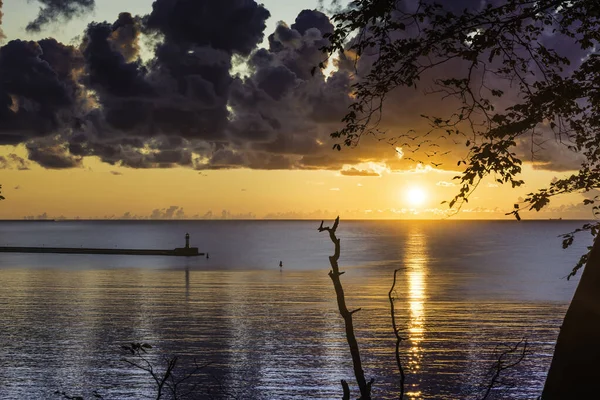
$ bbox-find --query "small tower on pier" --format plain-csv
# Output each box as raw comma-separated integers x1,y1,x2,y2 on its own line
174,233,199,256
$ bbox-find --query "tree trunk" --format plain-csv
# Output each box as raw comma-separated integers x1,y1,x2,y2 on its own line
542,235,600,398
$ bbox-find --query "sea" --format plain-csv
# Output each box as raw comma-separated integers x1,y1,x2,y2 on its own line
0,220,592,399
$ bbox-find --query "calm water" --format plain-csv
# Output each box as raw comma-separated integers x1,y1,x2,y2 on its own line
0,220,592,399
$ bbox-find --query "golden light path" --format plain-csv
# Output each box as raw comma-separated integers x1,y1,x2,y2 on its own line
404,228,428,400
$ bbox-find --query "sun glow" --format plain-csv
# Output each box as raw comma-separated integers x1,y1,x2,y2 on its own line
406,187,427,207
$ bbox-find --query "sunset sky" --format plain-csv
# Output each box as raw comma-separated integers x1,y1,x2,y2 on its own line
0,0,594,220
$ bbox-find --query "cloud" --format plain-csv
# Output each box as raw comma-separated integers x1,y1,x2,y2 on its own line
0,5,383,171
150,205,186,219
461,207,502,214
263,209,338,219
110,170,123,175
0,153,30,170
145,0,270,57
27,0,96,33
0,2,586,175
14,185,20,190
395,164,451,174
0,39,85,146
110,13,142,62
340,167,380,177
515,129,585,172
330,187,340,191
27,138,82,169
436,181,456,187
0,0,5,40
195,209,256,219
120,211,133,219
24,212,49,220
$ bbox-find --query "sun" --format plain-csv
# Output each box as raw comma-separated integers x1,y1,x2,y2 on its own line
406,187,427,207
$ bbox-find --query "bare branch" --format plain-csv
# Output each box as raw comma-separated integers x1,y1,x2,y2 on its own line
319,217,373,400
480,339,530,400
388,268,406,400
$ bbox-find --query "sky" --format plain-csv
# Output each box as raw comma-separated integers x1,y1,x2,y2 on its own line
0,0,595,220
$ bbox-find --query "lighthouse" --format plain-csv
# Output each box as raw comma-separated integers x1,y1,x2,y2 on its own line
174,233,199,256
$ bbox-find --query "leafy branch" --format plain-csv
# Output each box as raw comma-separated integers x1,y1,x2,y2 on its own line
322,0,600,275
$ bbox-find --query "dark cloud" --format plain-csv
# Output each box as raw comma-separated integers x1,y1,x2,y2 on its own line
309,70,352,123
218,9,351,170
298,154,347,170
145,0,270,56
110,13,142,62
340,167,380,177
1,5,352,171
0,4,484,173
82,22,152,99
254,65,298,100
268,23,302,52
265,12,332,81
0,40,83,144
110,170,122,175
291,9,334,36
0,1,589,174
204,148,246,169
26,138,82,169
0,0,5,40
27,0,96,32
515,130,586,172
247,153,294,170
79,9,236,146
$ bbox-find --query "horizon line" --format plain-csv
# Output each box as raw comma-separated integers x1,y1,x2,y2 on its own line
0,218,591,222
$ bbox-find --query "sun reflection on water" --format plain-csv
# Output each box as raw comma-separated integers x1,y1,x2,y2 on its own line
404,230,428,399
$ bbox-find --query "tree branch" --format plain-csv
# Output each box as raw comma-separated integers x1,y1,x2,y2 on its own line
319,217,373,400
388,268,406,400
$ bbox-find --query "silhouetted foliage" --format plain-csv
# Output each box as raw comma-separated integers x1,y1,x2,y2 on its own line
322,0,600,275
54,342,246,400
0,185,4,201
121,342,211,400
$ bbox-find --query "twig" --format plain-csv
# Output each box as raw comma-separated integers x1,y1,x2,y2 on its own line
388,268,406,399
480,338,530,400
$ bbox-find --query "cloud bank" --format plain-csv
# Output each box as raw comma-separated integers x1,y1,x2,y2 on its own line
0,0,586,174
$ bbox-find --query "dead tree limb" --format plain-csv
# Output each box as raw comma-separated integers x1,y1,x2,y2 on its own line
481,338,529,400
121,343,211,400
341,379,350,400
389,268,406,400
318,217,373,400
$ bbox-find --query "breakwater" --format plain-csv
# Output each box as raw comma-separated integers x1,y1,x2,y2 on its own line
0,246,203,257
